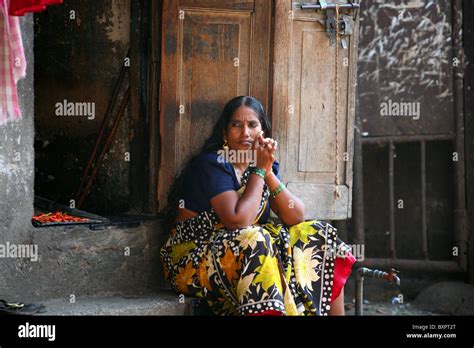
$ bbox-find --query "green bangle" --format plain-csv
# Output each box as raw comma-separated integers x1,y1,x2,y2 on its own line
248,166,266,179
270,182,286,197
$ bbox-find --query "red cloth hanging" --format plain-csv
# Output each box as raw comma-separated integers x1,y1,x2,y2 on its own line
9,0,63,16
1,0,27,125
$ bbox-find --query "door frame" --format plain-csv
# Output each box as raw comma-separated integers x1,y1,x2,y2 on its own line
129,0,163,214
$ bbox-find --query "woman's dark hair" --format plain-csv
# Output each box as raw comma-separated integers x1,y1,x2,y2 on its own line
161,96,272,230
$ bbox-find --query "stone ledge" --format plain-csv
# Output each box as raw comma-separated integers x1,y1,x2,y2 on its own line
36,292,188,316
1,219,169,302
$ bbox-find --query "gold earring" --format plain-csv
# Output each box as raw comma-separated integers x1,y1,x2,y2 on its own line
223,140,229,150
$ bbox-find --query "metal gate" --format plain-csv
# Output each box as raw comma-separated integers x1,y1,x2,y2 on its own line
352,0,467,275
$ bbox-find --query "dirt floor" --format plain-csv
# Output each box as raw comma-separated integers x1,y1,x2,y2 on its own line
344,281,474,316
345,301,435,316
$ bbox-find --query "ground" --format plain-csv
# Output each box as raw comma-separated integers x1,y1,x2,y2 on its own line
345,281,474,316
345,300,434,316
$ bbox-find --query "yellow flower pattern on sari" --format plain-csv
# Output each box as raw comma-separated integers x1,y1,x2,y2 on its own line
236,273,255,302
289,220,319,247
235,228,266,250
293,246,321,291
253,254,283,293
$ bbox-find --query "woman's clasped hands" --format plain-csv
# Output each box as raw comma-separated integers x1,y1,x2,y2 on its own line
252,131,278,177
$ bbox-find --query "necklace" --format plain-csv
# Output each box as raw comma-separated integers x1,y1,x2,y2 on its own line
232,164,247,185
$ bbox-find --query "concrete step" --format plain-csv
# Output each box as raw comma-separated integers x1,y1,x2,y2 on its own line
37,292,189,316
2,219,169,302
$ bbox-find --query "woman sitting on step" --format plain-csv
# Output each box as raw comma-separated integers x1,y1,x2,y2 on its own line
160,96,356,316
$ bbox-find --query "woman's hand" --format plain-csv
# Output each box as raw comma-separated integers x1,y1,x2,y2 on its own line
262,137,277,177
253,132,277,175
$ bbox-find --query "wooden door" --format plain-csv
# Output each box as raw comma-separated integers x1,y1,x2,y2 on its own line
272,0,360,220
158,0,272,210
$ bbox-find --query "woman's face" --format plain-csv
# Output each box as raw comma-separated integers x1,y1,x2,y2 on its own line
224,106,263,151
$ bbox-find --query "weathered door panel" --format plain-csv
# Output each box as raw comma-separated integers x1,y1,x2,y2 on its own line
179,11,252,161
159,0,272,210
272,0,360,220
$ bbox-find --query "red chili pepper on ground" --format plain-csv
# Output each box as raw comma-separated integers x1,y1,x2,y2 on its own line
32,211,90,224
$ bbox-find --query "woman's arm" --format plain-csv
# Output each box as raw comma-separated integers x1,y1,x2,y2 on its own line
266,172,305,226
210,133,274,230
210,174,265,230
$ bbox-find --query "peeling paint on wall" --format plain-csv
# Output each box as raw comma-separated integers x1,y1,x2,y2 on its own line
377,0,425,10
358,0,454,136
101,0,130,44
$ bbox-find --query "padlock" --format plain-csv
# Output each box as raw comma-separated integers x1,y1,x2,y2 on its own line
340,15,354,36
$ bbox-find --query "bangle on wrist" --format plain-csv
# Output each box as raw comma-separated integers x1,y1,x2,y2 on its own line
270,182,286,197
248,166,266,180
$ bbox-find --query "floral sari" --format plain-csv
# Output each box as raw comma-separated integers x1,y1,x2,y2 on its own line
160,167,356,316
